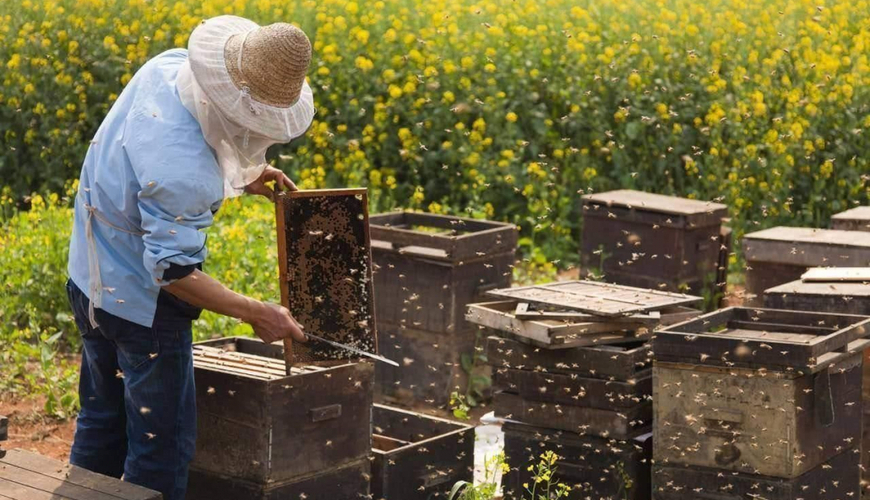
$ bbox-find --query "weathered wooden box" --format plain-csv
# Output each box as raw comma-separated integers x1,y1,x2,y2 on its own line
652,446,860,499
375,325,483,407
189,337,373,485
764,279,870,316
653,341,866,478
188,457,370,500
370,211,517,335
832,206,870,232
486,335,652,382
371,211,516,406
0,449,162,500
502,422,651,500
580,190,727,296
371,404,475,499
654,306,870,369
742,227,870,304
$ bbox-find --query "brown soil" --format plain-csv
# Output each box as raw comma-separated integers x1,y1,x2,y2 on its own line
1,396,77,461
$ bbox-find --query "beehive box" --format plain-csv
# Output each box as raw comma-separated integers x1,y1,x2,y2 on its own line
832,206,870,232
652,446,860,500
763,280,870,495
370,211,517,335
0,449,162,500
502,422,651,500
654,307,870,479
580,190,727,296
742,227,870,304
188,337,373,486
188,457,370,500
371,404,474,500
370,211,516,406
486,334,654,438
654,307,870,369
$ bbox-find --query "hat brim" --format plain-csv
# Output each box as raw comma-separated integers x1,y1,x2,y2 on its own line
187,15,314,142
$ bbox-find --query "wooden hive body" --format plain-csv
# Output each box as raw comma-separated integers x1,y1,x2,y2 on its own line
580,190,727,297
742,227,870,304
653,354,862,478
502,422,652,500
486,335,654,438
370,404,474,500
832,206,870,232
188,338,373,486
652,446,860,500
0,449,162,500
370,211,516,406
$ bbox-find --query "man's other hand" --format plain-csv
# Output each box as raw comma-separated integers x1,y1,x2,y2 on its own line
244,165,297,201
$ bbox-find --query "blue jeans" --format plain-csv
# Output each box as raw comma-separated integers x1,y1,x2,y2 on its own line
67,280,196,500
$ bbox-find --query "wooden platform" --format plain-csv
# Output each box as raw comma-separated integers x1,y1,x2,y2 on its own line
0,449,161,499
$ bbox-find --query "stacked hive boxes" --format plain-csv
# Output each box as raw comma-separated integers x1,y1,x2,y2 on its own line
742,227,870,304
580,190,729,301
469,280,703,499
186,338,374,499
765,269,870,496
370,211,517,407
652,307,870,499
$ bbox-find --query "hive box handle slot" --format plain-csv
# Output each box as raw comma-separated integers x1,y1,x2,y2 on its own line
310,404,343,423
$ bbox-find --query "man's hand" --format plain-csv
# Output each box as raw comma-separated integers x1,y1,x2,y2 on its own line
247,302,307,344
244,165,297,201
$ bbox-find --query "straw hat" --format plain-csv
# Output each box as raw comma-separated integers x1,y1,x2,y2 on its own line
187,16,315,142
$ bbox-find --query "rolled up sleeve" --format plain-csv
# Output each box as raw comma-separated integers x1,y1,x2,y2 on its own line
138,176,220,285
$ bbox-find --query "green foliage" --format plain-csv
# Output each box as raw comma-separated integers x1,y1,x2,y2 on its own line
2,0,870,268
448,452,506,500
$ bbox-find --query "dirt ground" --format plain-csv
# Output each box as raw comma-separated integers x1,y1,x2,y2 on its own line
1,396,77,461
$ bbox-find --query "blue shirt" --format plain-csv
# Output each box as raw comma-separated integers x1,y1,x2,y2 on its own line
68,49,224,328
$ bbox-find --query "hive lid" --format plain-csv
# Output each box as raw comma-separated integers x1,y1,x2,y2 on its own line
581,189,727,226
765,279,870,298
486,280,702,317
832,206,870,221
742,226,870,266
275,189,377,365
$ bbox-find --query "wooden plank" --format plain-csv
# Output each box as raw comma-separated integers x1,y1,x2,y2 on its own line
513,304,662,325
0,450,160,500
466,301,646,347
487,281,701,317
275,189,377,364
494,392,651,438
801,267,870,282
831,206,870,232
766,279,870,298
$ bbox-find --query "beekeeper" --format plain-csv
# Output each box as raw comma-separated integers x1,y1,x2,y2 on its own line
65,16,310,500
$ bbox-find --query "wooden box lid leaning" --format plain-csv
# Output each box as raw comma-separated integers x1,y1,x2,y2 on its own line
831,206,870,232
371,404,474,500
502,422,652,500
0,449,162,500
188,337,373,487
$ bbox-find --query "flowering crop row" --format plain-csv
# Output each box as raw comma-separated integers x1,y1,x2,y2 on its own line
2,0,870,264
